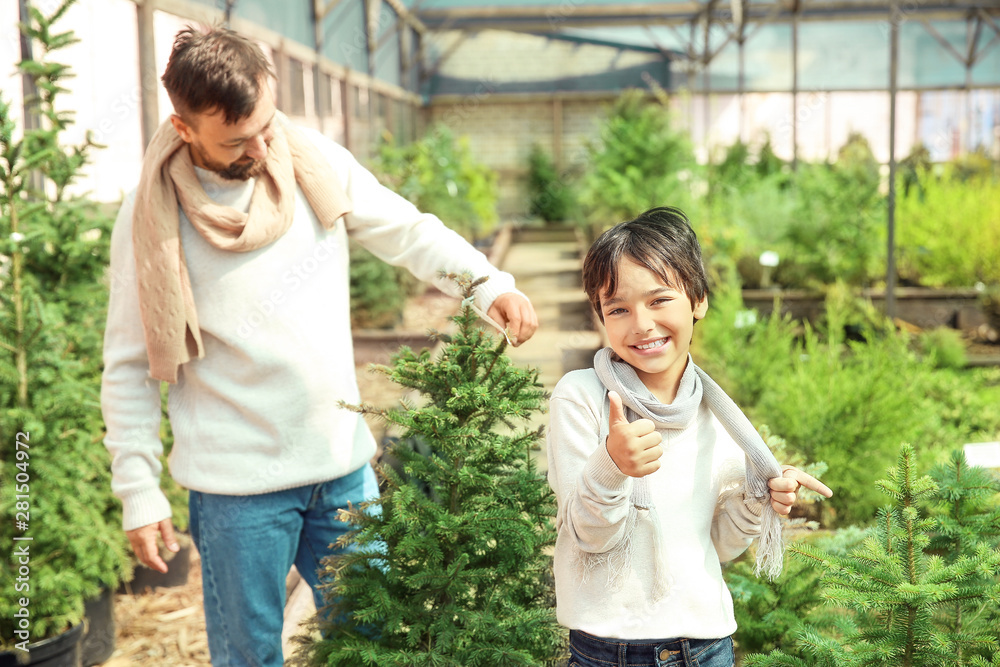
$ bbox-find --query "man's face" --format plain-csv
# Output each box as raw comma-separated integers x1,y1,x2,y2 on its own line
170,85,276,181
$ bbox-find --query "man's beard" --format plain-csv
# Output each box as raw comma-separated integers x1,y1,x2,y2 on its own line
190,143,267,181
218,157,267,181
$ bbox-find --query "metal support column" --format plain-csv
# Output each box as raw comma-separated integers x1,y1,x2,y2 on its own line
791,0,799,170
886,0,899,320
137,0,159,150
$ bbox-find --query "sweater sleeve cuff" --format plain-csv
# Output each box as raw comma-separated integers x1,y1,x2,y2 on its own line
582,441,632,497
723,492,763,537
472,270,520,313
743,493,765,518
121,486,173,532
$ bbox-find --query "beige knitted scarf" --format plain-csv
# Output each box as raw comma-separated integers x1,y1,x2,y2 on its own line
132,112,352,383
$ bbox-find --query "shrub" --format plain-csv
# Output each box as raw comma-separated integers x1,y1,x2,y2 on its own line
579,89,698,233
696,284,1000,527
727,526,869,660
896,171,1000,287
918,327,968,370
372,126,498,243
927,450,1000,662
0,1,131,646
348,240,420,330
777,162,885,289
296,274,563,666
527,144,575,223
744,445,1000,667
701,135,884,290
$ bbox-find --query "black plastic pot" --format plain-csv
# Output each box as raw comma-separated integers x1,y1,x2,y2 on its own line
81,588,114,667
0,622,83,667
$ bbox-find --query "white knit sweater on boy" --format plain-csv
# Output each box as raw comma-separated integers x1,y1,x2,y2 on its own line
102,128,520,531
547,368,763,640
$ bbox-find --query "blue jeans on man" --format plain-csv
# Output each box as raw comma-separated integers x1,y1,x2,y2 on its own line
189,463,379,667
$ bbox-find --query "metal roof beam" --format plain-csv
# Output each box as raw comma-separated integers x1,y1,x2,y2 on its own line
415,1,992,30
527,30,673,54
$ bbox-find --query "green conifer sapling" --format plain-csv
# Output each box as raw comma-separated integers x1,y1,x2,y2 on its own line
297,273,562,667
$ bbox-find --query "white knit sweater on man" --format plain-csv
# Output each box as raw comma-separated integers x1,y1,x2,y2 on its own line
547,368,763,640
102,127,521,531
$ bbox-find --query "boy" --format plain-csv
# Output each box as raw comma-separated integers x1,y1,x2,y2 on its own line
546,207,831,667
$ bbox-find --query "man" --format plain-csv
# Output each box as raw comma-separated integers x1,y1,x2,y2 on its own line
101,26,537,666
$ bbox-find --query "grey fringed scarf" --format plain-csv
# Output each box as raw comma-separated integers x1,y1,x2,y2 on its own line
593,347,785,590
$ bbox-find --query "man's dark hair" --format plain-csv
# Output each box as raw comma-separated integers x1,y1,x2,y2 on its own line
583,206,709,322
161,26,275,125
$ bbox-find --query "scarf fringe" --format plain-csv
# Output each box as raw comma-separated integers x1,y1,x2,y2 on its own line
755,510,785,580
575,508,638,594
574,504,673,602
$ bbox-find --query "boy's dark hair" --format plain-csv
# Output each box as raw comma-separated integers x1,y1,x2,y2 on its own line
161,26,275,125
583,206,708,322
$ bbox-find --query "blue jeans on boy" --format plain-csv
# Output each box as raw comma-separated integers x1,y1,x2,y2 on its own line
189,463,379,667
568,629,735,667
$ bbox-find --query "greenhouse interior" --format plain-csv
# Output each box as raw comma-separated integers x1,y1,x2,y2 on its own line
2,0,1000,665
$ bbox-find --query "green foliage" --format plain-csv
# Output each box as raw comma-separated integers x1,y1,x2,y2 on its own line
728,555,827,659
701,135,884,290
948,148,995,183
899,143,932,200
527,144,575,223
348,240,420,330
0,1,131,646
579,89,697,230
777,161,885,288
835,132,881,193
582,95,993,290
744,445,1000,667
727,527,869,660
694,269,799,410
895,169,1000,287
927,451,1000,661
296,274,562,666
696,285,1000,527
918,327,968,371
372,126,498,242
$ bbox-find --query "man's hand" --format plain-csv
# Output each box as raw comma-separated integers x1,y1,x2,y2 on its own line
126,518,180,573
606,391,663,477
767,466,834,516
487,293,538,346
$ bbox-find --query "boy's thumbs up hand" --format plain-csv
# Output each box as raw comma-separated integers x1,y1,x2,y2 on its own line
606,391,663,478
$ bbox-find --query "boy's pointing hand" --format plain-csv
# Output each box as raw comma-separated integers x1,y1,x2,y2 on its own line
767,466,834,516
606,391,663,478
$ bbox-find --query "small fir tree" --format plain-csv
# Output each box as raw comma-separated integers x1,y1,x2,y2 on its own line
296,273,562,667
745,444,1000,667
0,0,131,646
928,451,1000,663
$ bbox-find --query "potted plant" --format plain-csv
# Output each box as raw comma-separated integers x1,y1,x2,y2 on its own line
0,2,132,663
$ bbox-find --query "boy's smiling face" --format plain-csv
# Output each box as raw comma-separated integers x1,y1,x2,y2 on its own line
600,259,708,404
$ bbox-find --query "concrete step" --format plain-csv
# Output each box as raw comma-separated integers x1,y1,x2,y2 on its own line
511,226,580,244
503,257,583,276
523,287,591,307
